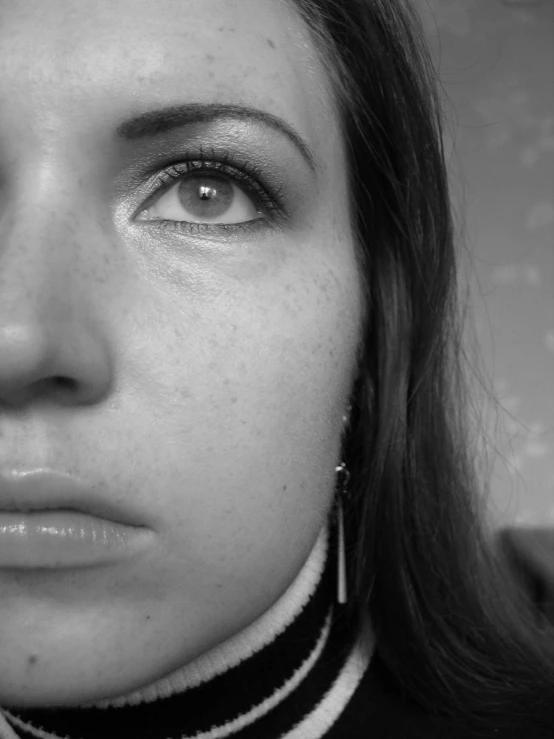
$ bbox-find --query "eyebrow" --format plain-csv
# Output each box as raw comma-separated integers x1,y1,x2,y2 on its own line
116,103,317,172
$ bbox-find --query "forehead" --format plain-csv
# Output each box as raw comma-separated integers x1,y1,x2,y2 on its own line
0,0,335,149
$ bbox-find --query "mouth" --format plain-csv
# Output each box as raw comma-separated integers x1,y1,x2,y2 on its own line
0,468,153,569
0,468,148,526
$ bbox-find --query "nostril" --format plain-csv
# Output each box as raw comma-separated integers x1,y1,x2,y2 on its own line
53,376,76,391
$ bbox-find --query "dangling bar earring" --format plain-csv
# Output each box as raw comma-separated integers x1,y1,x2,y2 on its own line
335,403,352,605
335,461,350,605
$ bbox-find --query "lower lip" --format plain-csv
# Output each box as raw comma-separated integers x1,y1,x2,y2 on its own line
0,511,151,568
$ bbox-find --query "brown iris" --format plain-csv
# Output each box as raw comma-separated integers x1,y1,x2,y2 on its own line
177,174,233,220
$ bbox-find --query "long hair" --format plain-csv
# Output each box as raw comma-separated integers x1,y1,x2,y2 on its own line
291,0,554,732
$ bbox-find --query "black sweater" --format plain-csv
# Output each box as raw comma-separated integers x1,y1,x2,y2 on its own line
0,523,552,739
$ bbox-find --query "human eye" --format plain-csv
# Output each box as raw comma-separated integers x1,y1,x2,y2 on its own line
134,152,284,234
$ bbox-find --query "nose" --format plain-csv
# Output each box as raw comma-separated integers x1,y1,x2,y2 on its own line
0,209,114,409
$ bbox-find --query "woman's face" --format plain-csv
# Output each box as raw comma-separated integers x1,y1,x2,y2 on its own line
0,0,363,706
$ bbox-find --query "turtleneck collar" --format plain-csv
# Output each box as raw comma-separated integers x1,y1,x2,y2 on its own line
0,520,375,739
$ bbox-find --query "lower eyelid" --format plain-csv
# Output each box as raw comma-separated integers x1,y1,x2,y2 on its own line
141,216,273,237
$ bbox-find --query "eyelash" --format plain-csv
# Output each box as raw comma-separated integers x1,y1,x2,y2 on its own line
138,149,286,234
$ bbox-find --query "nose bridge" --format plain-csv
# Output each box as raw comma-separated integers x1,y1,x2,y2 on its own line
0,155,115,408
1,164,93,320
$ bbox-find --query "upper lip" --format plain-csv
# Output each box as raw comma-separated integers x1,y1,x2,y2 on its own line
0,469,147,528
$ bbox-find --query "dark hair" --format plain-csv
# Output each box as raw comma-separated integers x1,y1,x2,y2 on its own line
291,0,554,733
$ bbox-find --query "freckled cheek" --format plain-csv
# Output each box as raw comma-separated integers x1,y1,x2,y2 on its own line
139,249,361,435
201,278,358,412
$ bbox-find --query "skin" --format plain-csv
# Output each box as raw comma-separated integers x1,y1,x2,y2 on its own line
0,0,363,707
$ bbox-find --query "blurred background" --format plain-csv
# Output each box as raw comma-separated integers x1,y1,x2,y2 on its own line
415,0,554,531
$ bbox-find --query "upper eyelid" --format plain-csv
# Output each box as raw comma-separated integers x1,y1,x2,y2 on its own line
116,104,318,175
155,160,258,190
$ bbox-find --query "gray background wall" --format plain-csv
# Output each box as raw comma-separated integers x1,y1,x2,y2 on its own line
415,0,553,528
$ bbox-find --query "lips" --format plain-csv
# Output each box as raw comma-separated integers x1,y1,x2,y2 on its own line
0,468,148,528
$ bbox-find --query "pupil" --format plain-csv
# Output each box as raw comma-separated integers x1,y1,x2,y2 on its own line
198,185,215,200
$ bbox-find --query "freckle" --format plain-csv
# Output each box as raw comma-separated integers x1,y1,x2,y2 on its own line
206,54,215,63
282,484,287,491
27,655,38,667
267,38,276,49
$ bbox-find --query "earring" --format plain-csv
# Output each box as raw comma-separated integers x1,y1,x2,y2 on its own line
335,461,351,605
333,404,352,605
342,403,352,427
335,404,353,605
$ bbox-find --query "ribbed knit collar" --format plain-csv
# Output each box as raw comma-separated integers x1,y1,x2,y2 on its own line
0,521,375,739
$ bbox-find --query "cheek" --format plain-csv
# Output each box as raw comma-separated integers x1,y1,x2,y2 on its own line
206,257,360,428
140,229,361,428
105,238,362,614
180,262,357,491
123,228,362,525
